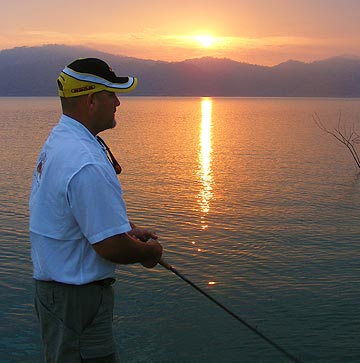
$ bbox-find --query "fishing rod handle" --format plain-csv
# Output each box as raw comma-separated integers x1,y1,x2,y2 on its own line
159,258,172,270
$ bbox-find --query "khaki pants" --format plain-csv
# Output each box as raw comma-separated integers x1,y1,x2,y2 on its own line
34,279,120,363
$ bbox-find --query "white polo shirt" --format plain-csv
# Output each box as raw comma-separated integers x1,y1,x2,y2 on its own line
29,115,131,284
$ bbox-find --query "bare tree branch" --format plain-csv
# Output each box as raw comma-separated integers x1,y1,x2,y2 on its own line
313,112,360,169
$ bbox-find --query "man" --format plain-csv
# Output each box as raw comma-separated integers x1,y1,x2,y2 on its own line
29,58,163,362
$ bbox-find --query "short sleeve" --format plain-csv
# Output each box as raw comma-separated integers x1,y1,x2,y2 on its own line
67,163,131,243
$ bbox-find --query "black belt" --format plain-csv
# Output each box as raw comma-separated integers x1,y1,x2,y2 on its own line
37,278,116,287
89,278,115,287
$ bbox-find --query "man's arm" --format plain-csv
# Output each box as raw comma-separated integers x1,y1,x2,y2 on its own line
93,233,162,268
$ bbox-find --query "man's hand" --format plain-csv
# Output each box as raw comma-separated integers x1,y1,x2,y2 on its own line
141,240,163,268
128,227,158,242
127,226,162,268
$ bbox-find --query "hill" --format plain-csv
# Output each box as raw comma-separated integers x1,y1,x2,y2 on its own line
1,45,360,97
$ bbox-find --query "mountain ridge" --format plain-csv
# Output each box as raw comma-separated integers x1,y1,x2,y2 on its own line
1,44,359,97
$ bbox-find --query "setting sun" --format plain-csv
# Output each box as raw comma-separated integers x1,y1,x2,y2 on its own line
195,35,215,48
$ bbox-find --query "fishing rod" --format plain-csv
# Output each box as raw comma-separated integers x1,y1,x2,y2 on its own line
159,258,304,363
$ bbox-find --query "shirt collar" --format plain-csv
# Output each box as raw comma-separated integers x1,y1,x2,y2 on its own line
59,114,98,142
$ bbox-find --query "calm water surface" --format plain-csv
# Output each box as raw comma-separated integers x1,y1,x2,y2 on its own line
1,97,359,363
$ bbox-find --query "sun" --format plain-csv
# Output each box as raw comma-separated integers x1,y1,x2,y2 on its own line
195,35,215,48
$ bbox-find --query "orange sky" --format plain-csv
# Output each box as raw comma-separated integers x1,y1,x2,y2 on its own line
1,0,360,65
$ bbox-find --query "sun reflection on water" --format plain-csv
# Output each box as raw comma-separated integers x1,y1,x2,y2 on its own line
197,98,214,229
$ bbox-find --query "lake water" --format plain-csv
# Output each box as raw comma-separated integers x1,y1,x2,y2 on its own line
0,97,359,363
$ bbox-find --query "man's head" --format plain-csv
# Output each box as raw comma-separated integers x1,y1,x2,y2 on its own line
57,58,137,98
57,58,137,135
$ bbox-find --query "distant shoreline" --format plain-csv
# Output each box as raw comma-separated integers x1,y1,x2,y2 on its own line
2,45,360,98
1,95,360,99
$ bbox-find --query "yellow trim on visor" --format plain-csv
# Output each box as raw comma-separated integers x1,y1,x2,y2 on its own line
57,67,138,98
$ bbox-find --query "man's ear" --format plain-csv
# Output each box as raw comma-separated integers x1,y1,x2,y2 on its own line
87,93,96,107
